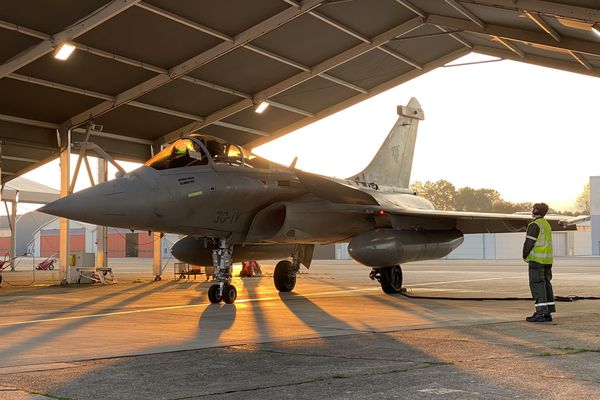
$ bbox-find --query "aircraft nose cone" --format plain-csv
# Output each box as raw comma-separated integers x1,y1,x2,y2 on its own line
39,176,151,229
38,195,84,219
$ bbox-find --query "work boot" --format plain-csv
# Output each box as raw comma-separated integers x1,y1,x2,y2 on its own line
544,313,552,322
525,313,547,322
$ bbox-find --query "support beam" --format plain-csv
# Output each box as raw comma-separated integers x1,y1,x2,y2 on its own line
493,36,525,57
524,11,561,42
309,10,370,43
158,16,425,145
245,44,367,93
320,74,367,93
249,47,470,148
136,1,232,42
96,159,108,269
59,131,71,285
2,155,40,163
0,0,141,79
378,46,423,69
444,0,485,29
427,14,600,58
307,9,423,71
569,51,593,71
394,0,473,49
9,201,17,271
7,73,268,136
0,112,152,146
62,0,325,130
473,44,600,77
0,113,58,130
153,232,162,281
457,0,600,24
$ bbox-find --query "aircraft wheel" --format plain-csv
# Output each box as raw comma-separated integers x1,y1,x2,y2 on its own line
379,265,403,294
223,284,237,304
274,260,296,292
208,284,223,304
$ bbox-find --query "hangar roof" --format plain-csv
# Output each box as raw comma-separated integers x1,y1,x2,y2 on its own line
1,0,599,183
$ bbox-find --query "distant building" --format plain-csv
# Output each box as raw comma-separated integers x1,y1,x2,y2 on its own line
29,218,179,258
0,211,55,257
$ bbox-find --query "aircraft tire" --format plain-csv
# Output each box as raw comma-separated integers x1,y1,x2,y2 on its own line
208,284,222,303
223,284,237,304
274,260,296,292
379,265,403,294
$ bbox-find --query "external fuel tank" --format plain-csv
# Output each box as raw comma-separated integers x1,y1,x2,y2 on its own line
348,229,464,267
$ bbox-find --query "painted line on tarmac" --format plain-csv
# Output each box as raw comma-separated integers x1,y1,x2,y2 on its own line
0,276,516,327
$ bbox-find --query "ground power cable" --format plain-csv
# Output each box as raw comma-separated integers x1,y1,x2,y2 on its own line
398,288,600,301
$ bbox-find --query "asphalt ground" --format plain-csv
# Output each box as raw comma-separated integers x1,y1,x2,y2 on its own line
0,258,599,399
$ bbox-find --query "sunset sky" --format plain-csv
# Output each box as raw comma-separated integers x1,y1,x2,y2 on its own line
254,53,600,211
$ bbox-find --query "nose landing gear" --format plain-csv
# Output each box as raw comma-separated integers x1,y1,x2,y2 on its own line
208,238,237,304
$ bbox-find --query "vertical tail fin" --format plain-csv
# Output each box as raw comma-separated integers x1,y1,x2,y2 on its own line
350,97,424,189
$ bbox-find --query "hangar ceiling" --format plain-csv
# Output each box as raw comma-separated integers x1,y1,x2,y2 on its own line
0,0,599,183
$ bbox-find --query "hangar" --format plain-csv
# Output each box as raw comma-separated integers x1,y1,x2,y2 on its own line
1,0,599,283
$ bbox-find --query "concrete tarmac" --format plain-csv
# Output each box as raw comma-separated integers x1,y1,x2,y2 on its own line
0,258,599,399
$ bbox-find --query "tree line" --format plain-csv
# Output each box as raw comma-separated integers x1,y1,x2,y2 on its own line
409,180,589,215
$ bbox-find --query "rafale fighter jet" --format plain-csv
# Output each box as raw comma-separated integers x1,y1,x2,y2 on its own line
40,98,577,304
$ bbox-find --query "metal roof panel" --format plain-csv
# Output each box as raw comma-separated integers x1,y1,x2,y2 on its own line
16,51,158,96
271,76,359,114
137,79,241,118
0,79,102,123
0,29,41,64
0,0,112,35
76,6,222,70
251,13,362,67
92,105,191,139
187,47,300,95
142,0,289,37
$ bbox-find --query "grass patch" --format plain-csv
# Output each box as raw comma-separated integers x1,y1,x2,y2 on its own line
29,390,72,400
557,346,600,354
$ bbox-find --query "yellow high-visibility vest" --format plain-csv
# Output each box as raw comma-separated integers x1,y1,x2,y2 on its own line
525,217,553,265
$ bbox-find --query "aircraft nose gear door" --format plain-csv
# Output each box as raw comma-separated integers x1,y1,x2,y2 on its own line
208,238,237,304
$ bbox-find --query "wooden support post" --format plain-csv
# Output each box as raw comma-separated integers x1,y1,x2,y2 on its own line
9,200,17,271
96,158,108,269
153,232,162,281
59,131,71,285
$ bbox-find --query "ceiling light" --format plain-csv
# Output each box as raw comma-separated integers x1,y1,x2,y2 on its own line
54,43,76,60
592,23,600,37
254,101,269,114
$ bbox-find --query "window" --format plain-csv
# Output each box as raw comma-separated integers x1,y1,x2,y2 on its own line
144,135,270,170
144,139,207,170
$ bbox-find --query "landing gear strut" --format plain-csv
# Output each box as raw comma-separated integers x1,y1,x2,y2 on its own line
370,265,403,294
208,238,237,304
274,247,303,292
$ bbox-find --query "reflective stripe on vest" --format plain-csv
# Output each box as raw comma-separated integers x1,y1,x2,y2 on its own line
525,217,553,264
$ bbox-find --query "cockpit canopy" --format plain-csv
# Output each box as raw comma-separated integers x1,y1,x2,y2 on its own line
144,134,269,170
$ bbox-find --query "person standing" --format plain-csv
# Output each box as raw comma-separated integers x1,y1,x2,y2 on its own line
523,202,555,322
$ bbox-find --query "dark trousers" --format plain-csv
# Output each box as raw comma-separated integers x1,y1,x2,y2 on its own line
528,262,555,314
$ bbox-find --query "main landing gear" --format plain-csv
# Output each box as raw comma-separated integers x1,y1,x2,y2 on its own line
369,265,403,294
273,248,303,292
208,238,237,304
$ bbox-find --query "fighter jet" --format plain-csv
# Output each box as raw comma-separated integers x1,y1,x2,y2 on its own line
40,98,577,304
